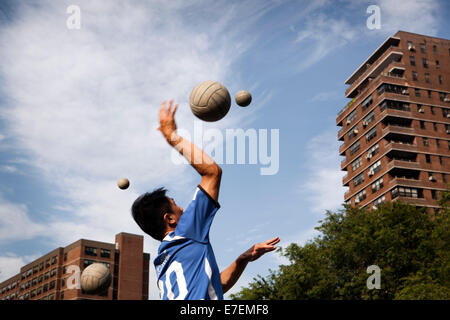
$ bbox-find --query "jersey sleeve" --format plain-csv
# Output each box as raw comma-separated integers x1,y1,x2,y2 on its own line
174,185,220,243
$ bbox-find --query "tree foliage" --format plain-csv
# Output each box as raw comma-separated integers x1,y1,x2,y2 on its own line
231,198,450,300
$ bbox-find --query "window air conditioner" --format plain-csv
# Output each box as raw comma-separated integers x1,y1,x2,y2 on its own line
355,198,360,204
446,114,450,118
444,97,450,102
346,119,351,125
408,44,415,51
401,89,408,94
353,129,359,135
368,170,374,176
418,108,424,113
362,121,368,127
429,176,436,181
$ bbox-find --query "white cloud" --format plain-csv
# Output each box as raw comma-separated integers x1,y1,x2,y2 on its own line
0,165,18,173
299,129,346,214
0,253,41,282
294,14,358,71
0,194,45,244
375,0,440,36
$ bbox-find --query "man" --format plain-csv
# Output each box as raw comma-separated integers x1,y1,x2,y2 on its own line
131,99,280,300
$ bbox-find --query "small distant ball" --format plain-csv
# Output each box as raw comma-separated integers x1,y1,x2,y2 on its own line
235,90,252,107
117,178,129,190
80,263,112,294
189,80,231,122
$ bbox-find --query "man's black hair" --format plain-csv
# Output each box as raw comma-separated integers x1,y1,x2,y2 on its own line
131,187,172,241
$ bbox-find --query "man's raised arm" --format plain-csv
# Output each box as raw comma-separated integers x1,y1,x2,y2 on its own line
158,99,222,202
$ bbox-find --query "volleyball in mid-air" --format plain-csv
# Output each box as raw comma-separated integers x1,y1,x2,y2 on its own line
117,178,130,190
235,90,252,107
80,263,112,294
189,80,231,122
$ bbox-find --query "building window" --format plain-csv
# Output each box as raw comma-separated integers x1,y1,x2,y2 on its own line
32,278,37,286
425,73,430,83
433,123,438,131
369,160,382,175
355,189,366,203
409,55,415,66
415,88,421,97
38,275,43,283
423,137,429,147
348,125,359,141
37,287,42,295
431,190,437,200
361,94,373,112
365,127,377,142
30,290,36,298
420,43,425,53
48,293,55,300
438,75,443,84
83,259,96,268
26,269,32,277
43,284,48,292
51,256,57,265
85,246,97,256
368,144,379,157
371,178,384,193
422,58,428,68
351,157,362,172
46,259,50,268
39,262,44,271
349,141,360,156
443,174,447,183
412,71,418,81
50,268,57,277
428,90,432,98
439,156,443,165
430,106,435,115
346,109,357,124
436,60,440,69
433,45,437,53
425,154,431,163
33,265,38,274
363,111,375,126
100,249,111,258
436,139,440,147
420,121,426,129
353,173,364,187
49,281,55,290
44,272,49,280
391,187,419,199
64,253,67,262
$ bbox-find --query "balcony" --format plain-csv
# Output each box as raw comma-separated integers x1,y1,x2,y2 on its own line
345,47,404,98
382,125,415,137
389,177,423,188
391,197,431,207
385,141,418,153
386,159,421,171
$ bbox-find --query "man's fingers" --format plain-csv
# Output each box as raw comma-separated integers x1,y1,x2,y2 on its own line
167,99,174,114
171,103,178,117
264,237,280,246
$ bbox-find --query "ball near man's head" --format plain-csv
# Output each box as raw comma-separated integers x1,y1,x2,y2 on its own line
189,80,231,122
235,90,252,107
118,178,130,190
80,263,112,295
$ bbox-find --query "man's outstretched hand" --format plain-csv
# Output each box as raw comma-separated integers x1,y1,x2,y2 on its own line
239,237,281,262
158,99,178,141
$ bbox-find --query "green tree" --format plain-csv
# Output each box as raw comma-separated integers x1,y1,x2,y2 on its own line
231,200,450,300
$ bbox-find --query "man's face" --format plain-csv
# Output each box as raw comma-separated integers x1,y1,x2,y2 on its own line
168,197,183,225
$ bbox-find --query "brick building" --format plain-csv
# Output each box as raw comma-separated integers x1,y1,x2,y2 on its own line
337,31,450,211
0,232,150,300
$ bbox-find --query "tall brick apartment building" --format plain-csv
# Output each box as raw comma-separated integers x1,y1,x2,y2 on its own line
337,31,450,211
0,232,150,300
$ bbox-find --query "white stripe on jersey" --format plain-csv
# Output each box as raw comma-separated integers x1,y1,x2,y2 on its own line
163,233,185,242
192,188,200,201
204,257,218,300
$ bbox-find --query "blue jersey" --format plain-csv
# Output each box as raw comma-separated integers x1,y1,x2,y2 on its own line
154,186,223,300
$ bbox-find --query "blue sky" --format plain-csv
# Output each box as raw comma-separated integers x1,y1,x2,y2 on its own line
0,0,449,299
